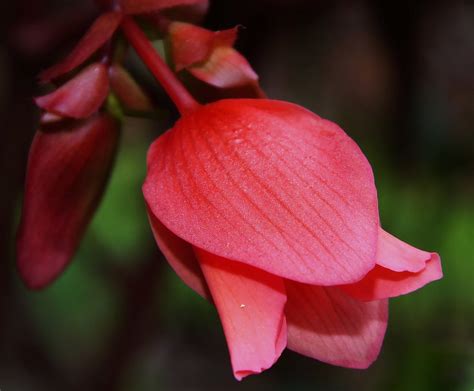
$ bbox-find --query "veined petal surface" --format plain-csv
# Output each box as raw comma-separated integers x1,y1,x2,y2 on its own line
285,281,388,368
144,99,379,285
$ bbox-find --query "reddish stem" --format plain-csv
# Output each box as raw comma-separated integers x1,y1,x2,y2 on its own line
120,16,199,115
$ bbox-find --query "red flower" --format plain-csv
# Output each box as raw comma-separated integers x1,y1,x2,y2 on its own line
17,114,119,289
143,98,442,379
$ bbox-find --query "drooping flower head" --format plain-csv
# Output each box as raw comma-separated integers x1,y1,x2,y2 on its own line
143,98,442,378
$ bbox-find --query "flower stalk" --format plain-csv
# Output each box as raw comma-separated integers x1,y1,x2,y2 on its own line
120,16,200,115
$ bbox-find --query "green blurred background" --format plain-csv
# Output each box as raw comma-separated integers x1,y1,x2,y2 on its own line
0,0,472,390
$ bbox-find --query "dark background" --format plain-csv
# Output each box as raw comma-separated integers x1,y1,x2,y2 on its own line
0,0,473,390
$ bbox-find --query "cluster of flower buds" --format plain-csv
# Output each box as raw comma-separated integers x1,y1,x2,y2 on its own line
17,0,257,289
17,0,442,380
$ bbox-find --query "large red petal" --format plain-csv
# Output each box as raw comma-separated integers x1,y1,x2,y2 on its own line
144,99,379,285
340,228,443,301
189,47,258,89
35,63,109,118
39,11,122,82
285,281,388,369
17,115,119,289
120,0,207,15
195,248,287,380
147,210,210,298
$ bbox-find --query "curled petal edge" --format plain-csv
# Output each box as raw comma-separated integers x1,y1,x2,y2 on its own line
340,228,443,301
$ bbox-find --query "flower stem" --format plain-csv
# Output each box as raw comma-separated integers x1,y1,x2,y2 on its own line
120,16,199,115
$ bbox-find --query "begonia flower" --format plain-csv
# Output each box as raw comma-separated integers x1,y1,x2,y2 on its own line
17,114,119,289
169,22,263,92
143,98,442,379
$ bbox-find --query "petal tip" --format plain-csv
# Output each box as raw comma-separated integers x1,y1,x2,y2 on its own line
16,249,64,290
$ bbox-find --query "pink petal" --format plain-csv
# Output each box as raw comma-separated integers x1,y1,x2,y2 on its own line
213,28,238,48
169,22,217,70
285,281,388,369
144,99,379,285
35,63,109,118
377,228,434,272
109,64,153,112
340,228,443,301
341,260,442,301
189,47,259,88
120,0,207,15
147,210,210,298
195,248,287,380
17,115,119,289
169,22,237,71
39,11,122,82
168,22,256,89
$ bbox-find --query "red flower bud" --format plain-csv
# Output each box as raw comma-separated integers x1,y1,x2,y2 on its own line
170,22,237,71
17,114,120,289
169,22,260,90
36,62,109,118
143,98,442,378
